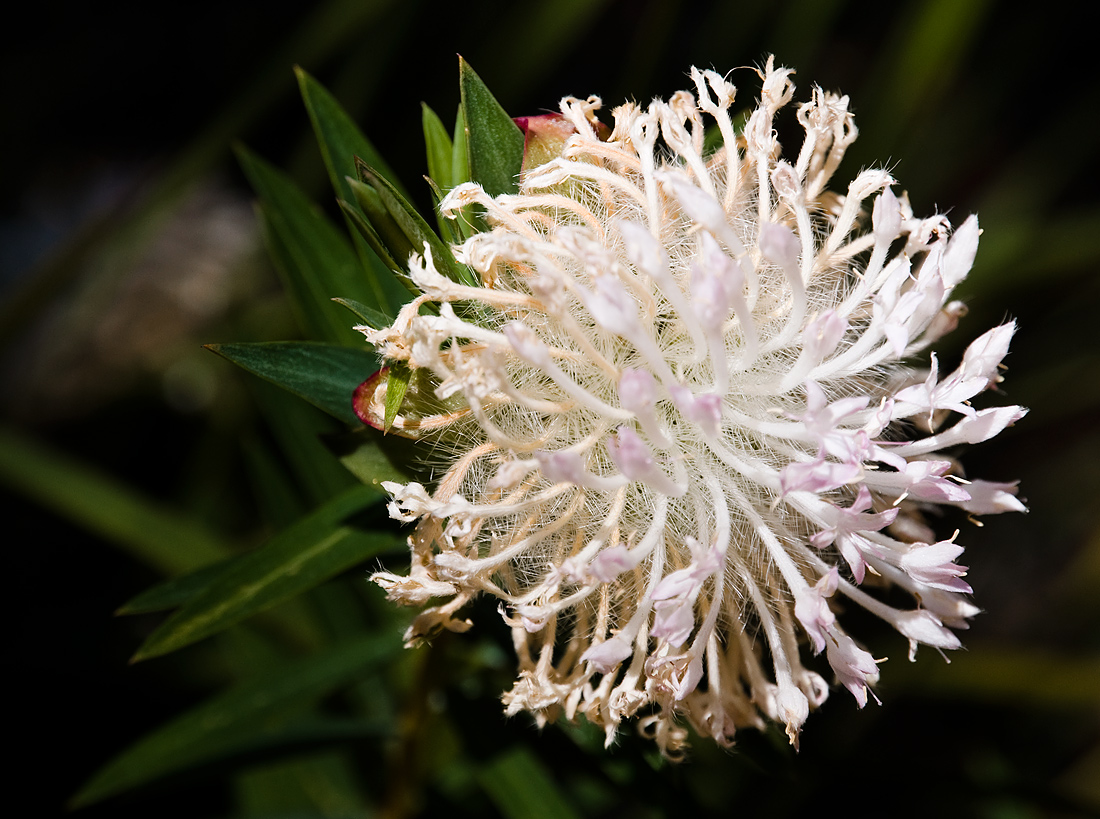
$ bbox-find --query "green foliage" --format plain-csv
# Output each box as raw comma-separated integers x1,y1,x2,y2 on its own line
132,486,400,660
206,341,378,427
459,57,525,198
118,557,239,614
295,65,407,204
71,634,400,808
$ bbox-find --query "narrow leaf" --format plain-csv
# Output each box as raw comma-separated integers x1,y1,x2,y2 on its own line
71,635,399,808
332,297,395,331
422,102,454,191
452,103,471,188
132,486,400,660
118,557,238,614
423,102,458,239
206,341,377,427
459,56,524,197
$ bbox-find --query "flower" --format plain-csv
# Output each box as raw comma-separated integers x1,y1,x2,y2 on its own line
363,58,1025,756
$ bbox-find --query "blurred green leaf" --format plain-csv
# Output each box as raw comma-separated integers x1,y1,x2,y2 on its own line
206,341,377,427
477,746,582,819
0,425,231,577
118,557,238,614
459,56,524,198
237,146,383,344
119,554,333,661
133,486,400,661
71,634,399,808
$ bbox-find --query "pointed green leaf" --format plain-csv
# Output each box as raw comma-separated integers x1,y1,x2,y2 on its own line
422,102,454,193
132,486,401,661
206,341,377,426
238,146,396,343
459,56,524,197
332,297,395,331
423,102,459,239
117,557,238,614
296,65,408,203
383,360,412,432
70,635,399,808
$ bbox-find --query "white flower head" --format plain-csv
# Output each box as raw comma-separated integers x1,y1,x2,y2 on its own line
368,58,1025,756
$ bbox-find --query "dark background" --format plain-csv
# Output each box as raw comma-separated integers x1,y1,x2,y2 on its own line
3,1,1097,817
